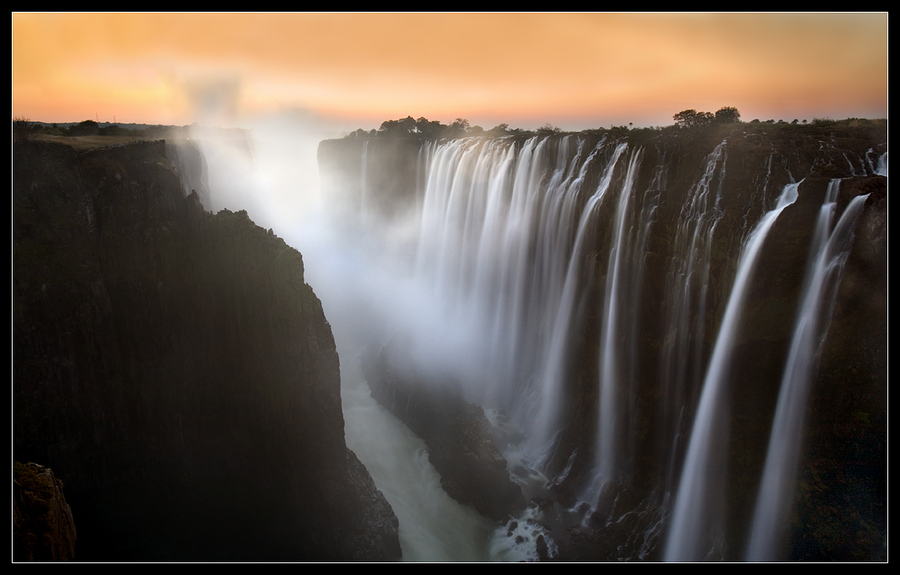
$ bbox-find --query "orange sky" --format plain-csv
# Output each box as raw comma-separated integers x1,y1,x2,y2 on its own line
12,12,888,132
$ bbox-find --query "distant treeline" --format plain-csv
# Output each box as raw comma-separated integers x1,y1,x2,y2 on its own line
12,113,884,146
12,118,253,145
20,119,184,139
346,109,884,140
345,116,540,140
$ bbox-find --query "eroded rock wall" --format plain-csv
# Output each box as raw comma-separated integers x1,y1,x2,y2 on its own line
13,139,400,561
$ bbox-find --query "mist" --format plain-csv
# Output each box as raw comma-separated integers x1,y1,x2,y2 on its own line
192,113,497,386
180,117,886,561
187,114,513,560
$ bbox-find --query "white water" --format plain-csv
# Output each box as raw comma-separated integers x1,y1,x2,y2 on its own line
414,136,635,468
591,147,643,498
341,345,495,561
659,141,727,489
531,140,627,461
745,185,870,560
664,182,800,561
530,137,603,455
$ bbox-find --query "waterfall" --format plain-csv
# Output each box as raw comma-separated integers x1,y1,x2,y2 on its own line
876,150,888,176
659,141,726,490
664,182,799,561
319,133,882,561
414,135,635,464
745,183,870,560
531,139,627,462
589,148,644,498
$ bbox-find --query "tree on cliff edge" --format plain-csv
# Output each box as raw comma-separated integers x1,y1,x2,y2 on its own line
674,109,714,128
674,107,741,128
715,106,741,123
379,116,417,137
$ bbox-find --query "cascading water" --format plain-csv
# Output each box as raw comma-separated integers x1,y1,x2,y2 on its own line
310,130,883,561
587,147,645,501
659,141,726,490
413,136,637,466
745,182,870,560
664,181,800,561
531,139,628,462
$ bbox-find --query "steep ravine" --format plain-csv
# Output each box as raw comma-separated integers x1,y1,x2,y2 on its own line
13,139,401,561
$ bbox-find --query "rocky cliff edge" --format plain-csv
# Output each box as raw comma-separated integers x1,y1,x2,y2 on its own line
13,139,400,561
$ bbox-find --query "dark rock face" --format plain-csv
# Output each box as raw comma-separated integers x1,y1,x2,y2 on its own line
14,462,77,561
13,140,400,561
363,342,526,522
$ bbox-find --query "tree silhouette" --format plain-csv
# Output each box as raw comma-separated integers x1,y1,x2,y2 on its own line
448,118,470,138
673,109,714,128
536,123,562,136
415,117,446,138
379,116,416,137
68,120,100,136
714,106,741,124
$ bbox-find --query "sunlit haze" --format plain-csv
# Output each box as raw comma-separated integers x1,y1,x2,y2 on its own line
14,11,887,321
12,10,891,367
13,12,888,132
13,12,888,563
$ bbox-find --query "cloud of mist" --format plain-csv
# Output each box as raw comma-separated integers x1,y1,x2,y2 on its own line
188,108,337,230
186,110,491,394
183,75,242,126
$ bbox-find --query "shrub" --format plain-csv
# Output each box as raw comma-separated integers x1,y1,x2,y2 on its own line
68,120,100,136
13,117,37,144
714,106,741,123
673,109,714,128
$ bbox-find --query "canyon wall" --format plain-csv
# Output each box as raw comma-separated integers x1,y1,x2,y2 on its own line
13,139,401,561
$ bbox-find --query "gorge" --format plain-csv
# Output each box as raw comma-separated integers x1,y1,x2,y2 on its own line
13,138,400,561
13,118,886,561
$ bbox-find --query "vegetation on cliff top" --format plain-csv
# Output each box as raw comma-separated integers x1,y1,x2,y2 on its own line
12,118,252,151
341,108,885,143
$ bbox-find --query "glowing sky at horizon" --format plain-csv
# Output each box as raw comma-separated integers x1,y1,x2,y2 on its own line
12,12,888,133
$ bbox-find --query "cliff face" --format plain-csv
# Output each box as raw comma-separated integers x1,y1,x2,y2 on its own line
362,341,527,522
14,462,77,561
317,122,886,560
13,140,400,561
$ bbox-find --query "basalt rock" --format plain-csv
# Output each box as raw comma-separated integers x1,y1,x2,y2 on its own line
363,342,526,522
14,462,77,561
13,139,400,561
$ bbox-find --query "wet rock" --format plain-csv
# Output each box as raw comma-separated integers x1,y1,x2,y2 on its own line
363,342,526,522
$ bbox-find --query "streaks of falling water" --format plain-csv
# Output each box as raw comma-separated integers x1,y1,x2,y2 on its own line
745,184,869,560
664,182,799,561
342,136,880,561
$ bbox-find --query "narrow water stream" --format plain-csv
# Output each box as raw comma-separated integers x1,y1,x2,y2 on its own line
339,342,496,561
